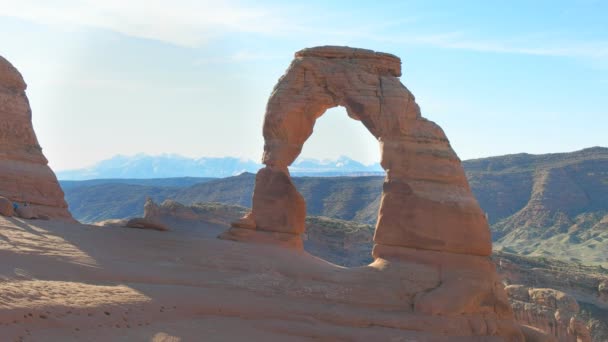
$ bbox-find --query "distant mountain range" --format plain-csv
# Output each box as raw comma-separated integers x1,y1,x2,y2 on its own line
61,147,608,266
466,146,608,265
56,154,384,180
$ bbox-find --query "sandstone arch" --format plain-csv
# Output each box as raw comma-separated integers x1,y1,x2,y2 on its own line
222,46,490,258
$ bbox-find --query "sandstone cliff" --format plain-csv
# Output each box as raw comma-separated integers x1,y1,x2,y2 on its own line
0,56,72,220
495,252,608,342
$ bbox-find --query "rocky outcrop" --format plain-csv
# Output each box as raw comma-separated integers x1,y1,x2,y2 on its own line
15,206,36,219
144,199,249,226
125,217,169,231
0,56,72,220
506,285,591,342
599,281,608,302
92,199,169,231
494,252,608,342
221,46,523,339
94,218,129,227
225,46,490,256
0,196,13,217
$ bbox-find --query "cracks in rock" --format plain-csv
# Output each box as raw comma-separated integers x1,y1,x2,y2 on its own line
402,88,412,122
411,263,443,312
378,75,384,120
323,82,340,106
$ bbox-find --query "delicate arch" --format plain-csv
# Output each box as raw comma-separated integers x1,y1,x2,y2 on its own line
221,46,491,258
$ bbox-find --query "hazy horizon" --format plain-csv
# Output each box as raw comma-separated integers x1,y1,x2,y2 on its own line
55,145,607,173
1,1,606,170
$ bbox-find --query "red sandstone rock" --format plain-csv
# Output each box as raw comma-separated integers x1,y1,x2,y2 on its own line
220,46,522,340
225,46,489,256
125,218,169,231
0,196,13,217
506,285,591,342
15,206,36,219
145,199,208,222
230,213,256,229
0,56,72,220
248,167,305,235
37,214,50,220
521,325,558,342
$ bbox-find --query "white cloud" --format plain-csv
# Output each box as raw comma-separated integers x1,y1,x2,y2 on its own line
38,77,211,93
1,0,607,61
0,0,286,47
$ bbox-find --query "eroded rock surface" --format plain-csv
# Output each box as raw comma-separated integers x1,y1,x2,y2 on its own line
225,46,490,256
0,196,13,217
0,56,72,220
125,218,169,231
494,252,608,342
221,46,523,340
506,285,591,342
0,216,525,341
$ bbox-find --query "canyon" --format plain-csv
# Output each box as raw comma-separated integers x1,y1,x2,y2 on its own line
2,48,605,341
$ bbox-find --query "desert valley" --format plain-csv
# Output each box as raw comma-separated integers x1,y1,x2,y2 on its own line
2,44,607,341
1,2,608,340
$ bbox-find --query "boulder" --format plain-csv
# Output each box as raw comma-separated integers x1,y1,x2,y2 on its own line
0,196,13,217
15,206,36,219
93,219,129,227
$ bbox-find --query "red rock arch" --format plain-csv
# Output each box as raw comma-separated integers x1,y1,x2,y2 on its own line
222,46,491,258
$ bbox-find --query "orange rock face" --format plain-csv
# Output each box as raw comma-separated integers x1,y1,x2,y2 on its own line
125,218,169,231
0,56,72,220
0,196,14,217
221,46,523,339
226,46,489,254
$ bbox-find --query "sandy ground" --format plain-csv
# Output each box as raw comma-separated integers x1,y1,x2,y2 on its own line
0,216,515,341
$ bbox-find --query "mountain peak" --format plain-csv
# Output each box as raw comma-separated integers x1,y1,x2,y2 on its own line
57,155,382,180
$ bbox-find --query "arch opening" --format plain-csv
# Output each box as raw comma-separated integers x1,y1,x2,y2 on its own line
216,46,518,336
291,106,383,267
222,45,492,262
294,106,380,172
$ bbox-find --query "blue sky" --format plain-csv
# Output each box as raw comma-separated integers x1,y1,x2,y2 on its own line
1,0,606,170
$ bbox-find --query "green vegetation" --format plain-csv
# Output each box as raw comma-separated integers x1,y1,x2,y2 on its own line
63,147,608,266
493,251,608,341
66,183,177,223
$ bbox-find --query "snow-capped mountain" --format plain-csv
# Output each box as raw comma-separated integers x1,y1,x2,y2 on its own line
290,156,382,174
56,154,383,180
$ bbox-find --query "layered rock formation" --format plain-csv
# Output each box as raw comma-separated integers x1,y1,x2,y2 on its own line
221,46,525,339
0,56,72,220
224,46,489,253
506,286,591,342
0,196,14,217
495,252,608,342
